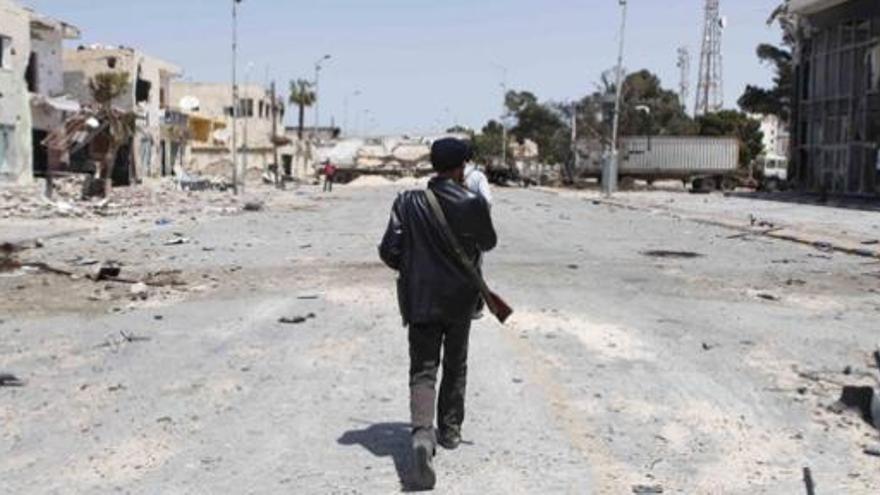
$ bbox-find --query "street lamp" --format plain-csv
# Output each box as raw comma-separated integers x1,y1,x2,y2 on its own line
313,54,331,138
492,63,509,168
230,0,243,195
242,62,254,185
344,90,361,137
605,0,629,197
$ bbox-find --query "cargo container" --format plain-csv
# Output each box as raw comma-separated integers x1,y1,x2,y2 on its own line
576,136,741,190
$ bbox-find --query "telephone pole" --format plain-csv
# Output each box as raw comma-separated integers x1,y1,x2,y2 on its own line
230,0,241,194
605,0,628,196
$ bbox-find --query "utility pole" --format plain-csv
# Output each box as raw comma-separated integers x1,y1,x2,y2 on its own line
230,0,241,195
500,71,508,168
343,90,361,137
605,0,628,197
569,102,578,184
270,80,281,188
313,54,331,139
242,62,253,194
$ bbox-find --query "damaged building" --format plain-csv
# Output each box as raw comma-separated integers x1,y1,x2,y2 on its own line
169,82,284,178
63,45,181,184
0,0,79,184
790,0,880,196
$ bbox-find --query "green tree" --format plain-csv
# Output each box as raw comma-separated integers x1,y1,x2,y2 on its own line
696,110,764,166
471,120,507,165
288,79,316,140
504,90,571,165
738,2,794,122
89,72,136,196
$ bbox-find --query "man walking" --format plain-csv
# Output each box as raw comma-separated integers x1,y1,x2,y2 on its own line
322,160,337,192
379,138,497,489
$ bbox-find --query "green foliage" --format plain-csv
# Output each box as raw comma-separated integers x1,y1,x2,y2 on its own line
504,90,571,165
471,120,507,165
288,79,316,107
88,72,131,107
738,3,794,122
696,110,765,166
289,79,316,139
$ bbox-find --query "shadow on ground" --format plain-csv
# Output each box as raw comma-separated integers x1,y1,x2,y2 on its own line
726,191,880,212
339,421,428,492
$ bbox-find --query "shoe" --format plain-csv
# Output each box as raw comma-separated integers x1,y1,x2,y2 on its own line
412,431,436,489
437,428,461,450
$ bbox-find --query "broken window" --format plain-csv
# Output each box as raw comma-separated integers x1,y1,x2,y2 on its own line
136,78,151,104
107,56,117,69
25,52,38,93
0,35,10,69
238,98,254,118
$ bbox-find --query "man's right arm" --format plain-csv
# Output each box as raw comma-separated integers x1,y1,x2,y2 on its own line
379,196,404,270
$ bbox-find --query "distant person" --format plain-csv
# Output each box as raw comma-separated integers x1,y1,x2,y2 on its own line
463,145,492,319
379,137,497,490
463,149,492,206
322,160,337,192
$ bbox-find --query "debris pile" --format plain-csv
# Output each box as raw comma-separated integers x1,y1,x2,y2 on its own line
0,176,255,220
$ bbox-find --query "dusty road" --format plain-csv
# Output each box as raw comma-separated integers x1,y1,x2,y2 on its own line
2,182,879,494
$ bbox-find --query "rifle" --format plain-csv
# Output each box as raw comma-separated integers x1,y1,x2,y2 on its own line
425,189,513,324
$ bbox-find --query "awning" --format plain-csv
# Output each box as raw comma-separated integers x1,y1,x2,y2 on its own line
32,95,81,113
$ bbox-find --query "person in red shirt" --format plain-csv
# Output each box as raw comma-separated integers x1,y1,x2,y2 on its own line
322,160,337,192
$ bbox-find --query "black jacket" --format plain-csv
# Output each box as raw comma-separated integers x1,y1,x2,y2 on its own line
379,177,497,325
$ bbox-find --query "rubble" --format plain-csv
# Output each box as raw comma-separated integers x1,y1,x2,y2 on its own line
642,250,704,259
0,373,26,387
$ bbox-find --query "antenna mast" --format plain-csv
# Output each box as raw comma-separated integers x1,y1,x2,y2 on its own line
694,0,724,116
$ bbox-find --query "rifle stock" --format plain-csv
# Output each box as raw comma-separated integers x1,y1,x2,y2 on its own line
487,290,513,324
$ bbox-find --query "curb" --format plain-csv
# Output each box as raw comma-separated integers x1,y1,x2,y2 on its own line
594,198,880,260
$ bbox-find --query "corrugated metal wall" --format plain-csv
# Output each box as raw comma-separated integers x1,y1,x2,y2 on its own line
620,137,739,173
792,0,880,196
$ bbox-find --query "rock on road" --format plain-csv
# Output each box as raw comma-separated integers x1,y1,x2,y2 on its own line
1,183,878,494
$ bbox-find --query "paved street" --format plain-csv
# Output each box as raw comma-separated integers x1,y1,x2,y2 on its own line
2,183,879,494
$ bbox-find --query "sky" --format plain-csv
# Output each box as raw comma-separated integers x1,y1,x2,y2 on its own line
24,0,784,135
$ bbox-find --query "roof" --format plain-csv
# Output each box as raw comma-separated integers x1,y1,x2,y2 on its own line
789,0,850,15
27,9,81,39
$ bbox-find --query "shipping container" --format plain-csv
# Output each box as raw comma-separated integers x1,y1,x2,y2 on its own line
576,136,741,189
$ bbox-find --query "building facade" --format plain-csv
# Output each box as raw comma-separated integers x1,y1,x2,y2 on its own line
0,0,33,183
0,0,79,184
790,0,880,196
170,82,284,177
63,45,181,183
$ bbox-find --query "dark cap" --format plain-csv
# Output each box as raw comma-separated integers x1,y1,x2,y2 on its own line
431,138,470,172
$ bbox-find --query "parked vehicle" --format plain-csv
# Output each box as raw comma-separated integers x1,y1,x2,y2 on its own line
577,136,742,191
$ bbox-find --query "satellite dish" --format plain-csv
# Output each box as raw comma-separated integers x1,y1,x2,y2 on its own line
179,95,200,112
719,16,728,29
212,129,230,144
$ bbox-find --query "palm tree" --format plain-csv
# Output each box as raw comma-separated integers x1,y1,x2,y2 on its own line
289,79,316,140
89,72,136,196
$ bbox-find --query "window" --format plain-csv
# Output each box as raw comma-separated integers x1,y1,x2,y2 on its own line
0,125,12,174
107,57,117,69
136,78,151,104
0,35,10,69
25,52,38,93
238,98,254,118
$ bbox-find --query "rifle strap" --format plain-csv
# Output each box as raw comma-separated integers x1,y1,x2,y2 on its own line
424,188,498,314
